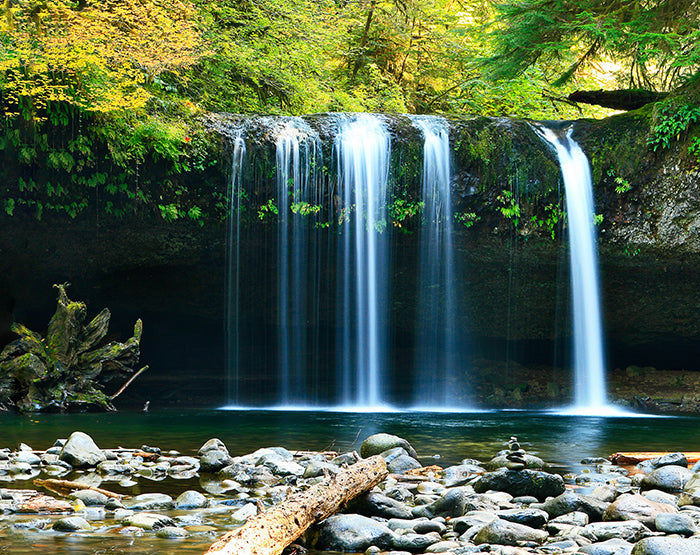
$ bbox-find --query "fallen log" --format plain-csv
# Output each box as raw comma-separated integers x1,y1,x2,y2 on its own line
204,455,388,555
610,452,700,465
34,478,125,499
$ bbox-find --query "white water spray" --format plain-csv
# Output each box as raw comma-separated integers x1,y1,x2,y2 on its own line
335,114,391,408
537,125,608,412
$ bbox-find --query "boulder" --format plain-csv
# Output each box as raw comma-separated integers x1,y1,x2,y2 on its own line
313,514,395,552
70,489,110,506
473,468,565,501
496,507,549,528
361,434,419,460
412,487,470,518
349,492,413,519
582,521,653,543
122,512,176,530
123,493,174,511
175,490,209,509
442,463,485,487
379,447,422,474
473,518,548,546
53,516,92,531
631,536,700,555
155,526,189,538
542,491,610,520
199,450,233,473
579,538,634,555
59,431,106,469
641,465,693,493
654,512,696,536
198,438,229,457
603,494,677,528
637,453,688,473
391,531,442,551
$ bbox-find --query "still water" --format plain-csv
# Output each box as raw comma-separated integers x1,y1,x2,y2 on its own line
0,409,698,554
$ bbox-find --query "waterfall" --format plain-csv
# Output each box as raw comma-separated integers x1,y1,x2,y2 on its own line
334,114,391,408
536,125,608,412
226,133,246,404
411,116,467,407
274,120,324,405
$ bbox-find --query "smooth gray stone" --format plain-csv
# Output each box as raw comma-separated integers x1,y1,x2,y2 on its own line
198,438,229,457
412,487,470,518
542,490,610,520
391,531,441,551
603,493,677,528
200,449,233,472
496,507,549,528
425,540,461,553
631,536,700,555
349,492,413,519
70,489,110,506
123,493,174,511
451,512,497,535
654,512,696,536
155,526,189,538
487,453,546,470
97,461,133,475
260,455,304,477
59,432,106,469
637,453,688,473
641,465,693,493
582,520,653,543
53,516,92,532
579,538,634,555
473,517,548,546
122,512,176,530
175,490,209,509
380,447,422,474
15,452,41,466
313,514,395,552
360,434,419,459
442,464,485,487
642,489,679,507
303,460,340,478
473,468,565,501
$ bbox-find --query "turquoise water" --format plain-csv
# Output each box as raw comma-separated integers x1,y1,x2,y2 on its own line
0,409,698,554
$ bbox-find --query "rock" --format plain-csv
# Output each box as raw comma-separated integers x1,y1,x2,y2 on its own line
379,447,422,474
350,492,413,519
15,452,41,466
303,460,340,478
59,432,106,469
387,517,445,534
487,453,546,470
496,508,549,528
259,454,304,477
441,464,484,487
231,503,257,523
220,463,278,485
579,538,634,555
591,485,619,503
641,489,678,507
391,531,442,551
200,449,233,473
473,468,565,501
53,516,92,531
549,511,589,527
654,512,696,536
155,526,189,538
631,536,700,555
70,489,110,506
542,491,611,520
637,453,688,473
425,540,461,553
17,495,74,513
198,438,229,457
412,487,469,518
603,494,677,528
123,493,174,511
97,461,133,475
313,514,395,552
175,490,209,509
473,518,548,546
641,465,693,493
123,512,176,530
361,434,419,460
582,521,653,543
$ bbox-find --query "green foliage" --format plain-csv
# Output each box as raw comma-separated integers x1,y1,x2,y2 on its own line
291,202,321,216
258,198,278,220
648,104,700,151
593,213,603,226
389,198,423,230
530,203,565,240
496,189,520,227
454,211,480,228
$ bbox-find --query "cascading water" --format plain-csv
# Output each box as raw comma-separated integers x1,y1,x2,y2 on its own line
226,132,246,404
274,120,324,405
536,125,608,412
411,116,467,408
334,114,391,408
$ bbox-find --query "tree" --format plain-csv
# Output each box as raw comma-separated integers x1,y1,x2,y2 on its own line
484,0,700,92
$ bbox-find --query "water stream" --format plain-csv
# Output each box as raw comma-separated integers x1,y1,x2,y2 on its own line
537,125,609,413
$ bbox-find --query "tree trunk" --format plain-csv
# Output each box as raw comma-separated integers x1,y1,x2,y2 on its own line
204,455,388,555
567,89,667,110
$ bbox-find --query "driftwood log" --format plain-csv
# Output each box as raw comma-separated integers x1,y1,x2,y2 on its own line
610,452,700,465
34,478,125,499
204,455,388,555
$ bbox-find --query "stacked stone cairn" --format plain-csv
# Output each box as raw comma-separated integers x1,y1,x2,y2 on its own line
0,430,699,554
